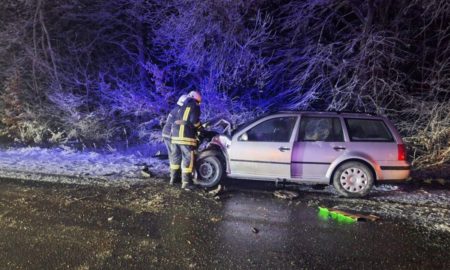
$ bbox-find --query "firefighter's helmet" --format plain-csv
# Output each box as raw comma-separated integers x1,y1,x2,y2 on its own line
187,91,202,104
177,94,187,106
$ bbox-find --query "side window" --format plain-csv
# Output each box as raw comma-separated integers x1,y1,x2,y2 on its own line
345,119,394,142
240,117,297,142
298,117,344,142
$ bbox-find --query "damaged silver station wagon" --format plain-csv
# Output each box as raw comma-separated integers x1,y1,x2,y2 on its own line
194,111,411,197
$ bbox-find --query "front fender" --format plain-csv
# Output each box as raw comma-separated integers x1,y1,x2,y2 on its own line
197,148,222,160
197,142,230,174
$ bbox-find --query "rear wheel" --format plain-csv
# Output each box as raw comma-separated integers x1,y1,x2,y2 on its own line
194,155,224,188
333,162,374,197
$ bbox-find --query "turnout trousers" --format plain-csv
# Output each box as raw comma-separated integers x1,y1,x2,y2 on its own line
164,137,179,181
169,144,195,184
163,137,172,157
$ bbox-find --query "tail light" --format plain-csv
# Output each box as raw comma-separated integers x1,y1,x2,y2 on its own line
398,144,406,161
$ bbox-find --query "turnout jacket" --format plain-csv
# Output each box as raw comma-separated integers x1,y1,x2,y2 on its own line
162,106,180,139
170,98,201,146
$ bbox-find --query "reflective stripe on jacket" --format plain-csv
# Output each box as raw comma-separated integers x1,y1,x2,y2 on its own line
170,98,201,146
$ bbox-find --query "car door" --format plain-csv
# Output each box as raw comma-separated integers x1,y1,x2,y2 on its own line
229,115,299,180
291,116,346,183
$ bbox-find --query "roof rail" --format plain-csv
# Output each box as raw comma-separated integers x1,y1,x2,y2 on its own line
275,110,378,116
330,110,378,116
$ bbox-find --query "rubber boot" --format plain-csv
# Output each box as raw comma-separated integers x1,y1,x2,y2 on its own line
170,170,181,186
181,174,195,191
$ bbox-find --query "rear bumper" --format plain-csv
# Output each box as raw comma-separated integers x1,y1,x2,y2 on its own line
378,163,410,181
376,179,411,184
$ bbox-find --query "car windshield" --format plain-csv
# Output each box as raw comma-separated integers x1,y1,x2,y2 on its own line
231,114,269,136
231,112,303,136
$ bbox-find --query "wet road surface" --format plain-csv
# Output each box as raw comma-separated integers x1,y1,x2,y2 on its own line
0,178,449,269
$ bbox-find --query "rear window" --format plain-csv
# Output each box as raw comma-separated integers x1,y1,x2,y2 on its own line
345,119,394,142
298,117,344,142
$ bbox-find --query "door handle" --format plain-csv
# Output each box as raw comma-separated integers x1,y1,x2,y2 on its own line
333,146,346,151
279,147,291,152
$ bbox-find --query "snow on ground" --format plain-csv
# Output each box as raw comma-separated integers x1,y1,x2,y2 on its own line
0,145,169,183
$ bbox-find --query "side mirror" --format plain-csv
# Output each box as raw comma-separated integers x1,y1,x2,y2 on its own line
239,133,248,141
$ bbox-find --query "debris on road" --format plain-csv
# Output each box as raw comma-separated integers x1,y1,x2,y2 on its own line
208,184,224,197
251,227,259,234
273,190,299,200
199,185,231,201
318,207,379,223
140,165,154,178
212,194,232,201
210,217,221,223
332,209,379,222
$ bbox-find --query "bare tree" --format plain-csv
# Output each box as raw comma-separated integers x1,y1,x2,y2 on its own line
0,0,448,168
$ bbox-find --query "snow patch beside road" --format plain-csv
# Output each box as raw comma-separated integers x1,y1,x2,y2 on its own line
297,183,450,208
0,146,169,185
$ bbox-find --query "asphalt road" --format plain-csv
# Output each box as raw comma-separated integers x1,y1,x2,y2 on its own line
0,178,449,269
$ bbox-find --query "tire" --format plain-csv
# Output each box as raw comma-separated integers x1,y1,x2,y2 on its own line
194,155,224,188
333,161,374,198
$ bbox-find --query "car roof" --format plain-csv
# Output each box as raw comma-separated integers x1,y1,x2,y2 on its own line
232,110,388,135
273,110,384,119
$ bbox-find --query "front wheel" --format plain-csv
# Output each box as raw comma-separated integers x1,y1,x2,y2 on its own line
194,155,224,188
333,162,374,197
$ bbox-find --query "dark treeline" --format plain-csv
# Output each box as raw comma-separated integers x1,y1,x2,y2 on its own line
0,0,448,167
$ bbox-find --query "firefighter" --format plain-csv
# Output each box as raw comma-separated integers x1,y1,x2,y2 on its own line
170,91,202,191
162,94,187,185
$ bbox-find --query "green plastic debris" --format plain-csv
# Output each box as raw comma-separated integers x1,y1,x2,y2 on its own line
318,207,330,221
317,206,357,224
337,214,356,224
